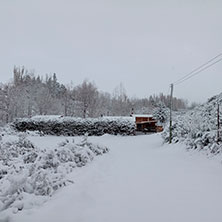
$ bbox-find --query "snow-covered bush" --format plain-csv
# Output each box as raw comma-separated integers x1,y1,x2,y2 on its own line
162,93,222,153
13,116,136,136
0,125,18,137
0,133,108,214
153,101,169,124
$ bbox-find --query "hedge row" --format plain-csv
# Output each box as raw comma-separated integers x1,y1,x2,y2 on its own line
13,116,136,136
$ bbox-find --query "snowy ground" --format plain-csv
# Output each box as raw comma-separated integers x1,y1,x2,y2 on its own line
2,133,222,222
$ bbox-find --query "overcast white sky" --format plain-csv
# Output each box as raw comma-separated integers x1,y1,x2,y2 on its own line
0,0,222,103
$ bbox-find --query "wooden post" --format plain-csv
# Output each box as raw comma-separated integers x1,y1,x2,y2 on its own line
169,84,174,144
217,103,220,144
131,108,134,116
83,103,87,118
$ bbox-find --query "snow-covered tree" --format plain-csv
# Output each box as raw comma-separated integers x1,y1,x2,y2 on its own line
153,101,169,124
0,66,188,124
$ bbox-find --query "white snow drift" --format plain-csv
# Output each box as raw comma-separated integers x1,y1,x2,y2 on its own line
0,133,222,222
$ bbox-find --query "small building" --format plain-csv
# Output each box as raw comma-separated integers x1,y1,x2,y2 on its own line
132,115,163,133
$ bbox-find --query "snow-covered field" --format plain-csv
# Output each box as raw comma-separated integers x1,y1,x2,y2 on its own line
1,133,222,222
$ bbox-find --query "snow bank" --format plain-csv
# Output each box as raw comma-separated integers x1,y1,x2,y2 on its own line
0,132,108,216
162,93,222,153
13,116,136,136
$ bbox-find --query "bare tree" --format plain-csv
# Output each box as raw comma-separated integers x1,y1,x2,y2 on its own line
111,83,131,116
73,80,99,118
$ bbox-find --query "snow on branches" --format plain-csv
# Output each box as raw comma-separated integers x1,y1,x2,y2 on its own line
162,93,222,154
0,132,108,215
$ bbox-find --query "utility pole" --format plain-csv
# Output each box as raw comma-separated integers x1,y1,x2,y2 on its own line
169,84,174,144
217,103,220,144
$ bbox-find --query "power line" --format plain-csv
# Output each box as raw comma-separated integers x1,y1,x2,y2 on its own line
173,53,222,85
175,57,222,85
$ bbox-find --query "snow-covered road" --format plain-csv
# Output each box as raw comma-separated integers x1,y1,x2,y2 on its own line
13,134,222,222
